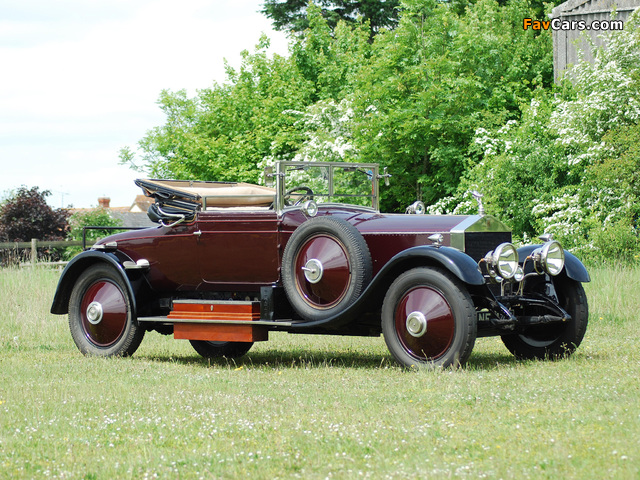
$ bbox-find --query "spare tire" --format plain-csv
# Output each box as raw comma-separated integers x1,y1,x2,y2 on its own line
281,216,372,321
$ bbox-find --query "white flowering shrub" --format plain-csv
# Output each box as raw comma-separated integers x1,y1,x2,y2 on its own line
258,99,356,180
430,10,640,262
550,11,640,166
289,98,357,163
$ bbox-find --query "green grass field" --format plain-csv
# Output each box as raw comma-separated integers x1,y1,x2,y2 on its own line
1,266,639,479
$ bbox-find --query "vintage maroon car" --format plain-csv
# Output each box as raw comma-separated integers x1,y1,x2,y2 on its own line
51,161,589,368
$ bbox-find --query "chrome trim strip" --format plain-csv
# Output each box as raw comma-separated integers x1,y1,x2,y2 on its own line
450,215,483,234
172,300,255,305
360,231,449,236
138,316,295,327
450,215,481,251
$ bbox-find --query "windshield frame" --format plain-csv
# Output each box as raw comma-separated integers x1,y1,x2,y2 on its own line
274,161,381,214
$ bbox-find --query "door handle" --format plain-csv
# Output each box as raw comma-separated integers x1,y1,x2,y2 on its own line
193,230,202,237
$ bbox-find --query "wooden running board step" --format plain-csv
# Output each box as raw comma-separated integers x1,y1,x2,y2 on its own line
171,300,268,343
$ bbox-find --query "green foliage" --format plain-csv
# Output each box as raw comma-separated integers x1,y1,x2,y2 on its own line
66,209,123,258
124,0,550,208
0,187,69,243
261,0,400,37
123,0,638,262
434,10,640,262
353,0,553,211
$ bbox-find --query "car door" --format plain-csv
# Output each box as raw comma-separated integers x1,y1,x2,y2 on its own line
196,209,280,287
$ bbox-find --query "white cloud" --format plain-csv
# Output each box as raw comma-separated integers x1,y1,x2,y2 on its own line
0,0,289,208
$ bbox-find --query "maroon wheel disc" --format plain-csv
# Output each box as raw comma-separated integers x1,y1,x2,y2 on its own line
79,280,128,347
294,234,351,309
394,286,455,361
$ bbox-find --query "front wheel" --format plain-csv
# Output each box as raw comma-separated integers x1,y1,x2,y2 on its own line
382,268,477,369
501,278,588,360
68,264,144,357
189,340,253,359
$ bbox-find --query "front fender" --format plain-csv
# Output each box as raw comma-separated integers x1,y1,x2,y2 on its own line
517,245,590,282
50,251,137,316
379,246,485,286
291,245,484,331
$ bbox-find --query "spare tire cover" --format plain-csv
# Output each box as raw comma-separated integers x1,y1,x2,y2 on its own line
281,216,372,321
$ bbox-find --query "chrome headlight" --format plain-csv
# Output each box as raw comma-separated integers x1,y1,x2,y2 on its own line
485,242,519,279
533,240,565,276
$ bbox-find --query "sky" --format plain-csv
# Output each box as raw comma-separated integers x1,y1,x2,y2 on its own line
0,0,289,209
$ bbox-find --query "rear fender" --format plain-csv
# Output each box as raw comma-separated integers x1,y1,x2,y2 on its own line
50,251,138,317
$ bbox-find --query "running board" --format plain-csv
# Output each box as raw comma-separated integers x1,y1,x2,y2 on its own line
138,316,295,327
138,300,295,342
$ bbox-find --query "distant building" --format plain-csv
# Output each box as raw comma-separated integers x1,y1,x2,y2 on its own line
74,196,156,228
552,0,640,81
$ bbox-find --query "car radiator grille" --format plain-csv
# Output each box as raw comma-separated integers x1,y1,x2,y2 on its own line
464,232,513,262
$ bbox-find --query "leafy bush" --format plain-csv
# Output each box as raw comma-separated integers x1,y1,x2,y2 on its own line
432,10,640,263
65,209,123,259
0,187,69,265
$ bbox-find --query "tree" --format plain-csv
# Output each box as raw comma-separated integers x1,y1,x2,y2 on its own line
261,0,400,37
351,0,553,210
123,0,554,213
0,187,68,242
0,187,69,264
65,208,124,259
430,9,640,262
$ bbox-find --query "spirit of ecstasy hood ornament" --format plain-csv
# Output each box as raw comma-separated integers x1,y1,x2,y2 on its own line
471,191,485,216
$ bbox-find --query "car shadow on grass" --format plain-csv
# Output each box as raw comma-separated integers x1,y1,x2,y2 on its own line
143,349,387,370
140,349,526,371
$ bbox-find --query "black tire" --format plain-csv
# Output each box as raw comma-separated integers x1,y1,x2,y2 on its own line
68,264,145,357
281,216,372,321
501,278,588,360
189,340,253,359
382,267,477,369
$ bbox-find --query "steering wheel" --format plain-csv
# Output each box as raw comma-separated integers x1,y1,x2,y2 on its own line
284,186,314,206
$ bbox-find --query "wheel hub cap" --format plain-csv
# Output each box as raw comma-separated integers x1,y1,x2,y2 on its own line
301,258,324,284
86,301,104,325
406,311,427,337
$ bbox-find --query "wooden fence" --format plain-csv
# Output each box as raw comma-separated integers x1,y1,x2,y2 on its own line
0,227,147,267
0,239,83,267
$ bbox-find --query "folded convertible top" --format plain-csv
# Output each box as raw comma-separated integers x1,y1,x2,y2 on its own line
135,178,276,208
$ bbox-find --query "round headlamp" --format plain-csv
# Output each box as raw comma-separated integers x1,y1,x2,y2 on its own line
486,242,519,279
538,240,564,276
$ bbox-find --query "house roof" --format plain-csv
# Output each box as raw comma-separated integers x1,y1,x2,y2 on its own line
70,197,156,228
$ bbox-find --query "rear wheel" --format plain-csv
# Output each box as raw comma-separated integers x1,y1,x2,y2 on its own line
68,264,144,357
382,268,476,368
501,278,588,360
189,340,253,359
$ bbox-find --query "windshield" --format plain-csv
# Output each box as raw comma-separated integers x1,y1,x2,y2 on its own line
275,161,381,212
